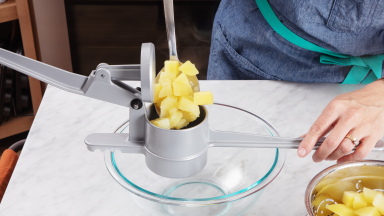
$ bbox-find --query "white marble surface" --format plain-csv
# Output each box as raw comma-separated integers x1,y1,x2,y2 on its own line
0,81,382,216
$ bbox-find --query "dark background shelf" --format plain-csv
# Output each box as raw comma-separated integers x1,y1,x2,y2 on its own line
65,0,220,80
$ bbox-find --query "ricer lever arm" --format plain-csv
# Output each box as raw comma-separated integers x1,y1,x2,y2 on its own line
0,47,87,95
0,44,159,107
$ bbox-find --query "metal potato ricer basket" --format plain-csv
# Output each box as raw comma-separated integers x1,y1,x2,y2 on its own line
0,44,384,179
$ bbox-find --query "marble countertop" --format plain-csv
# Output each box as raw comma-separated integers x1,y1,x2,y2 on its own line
0,81,382,216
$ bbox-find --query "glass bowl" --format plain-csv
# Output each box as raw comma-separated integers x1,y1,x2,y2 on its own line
104,104,286,216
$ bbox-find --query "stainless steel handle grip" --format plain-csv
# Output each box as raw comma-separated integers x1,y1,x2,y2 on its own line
209,129,384,151
163,0,178,60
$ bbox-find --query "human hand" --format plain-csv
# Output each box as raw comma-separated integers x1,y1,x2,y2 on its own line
297,80,384,163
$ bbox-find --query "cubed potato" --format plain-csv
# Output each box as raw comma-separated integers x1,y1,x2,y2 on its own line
181,110,198,122
354,193,368,209
159,72,176,83
159,85,173,99
150,118,171,130
174,73,191,87
173,73,193,96
194,91,214,105
159,78,172,86
164,60,180,74
326,204,357,216
169,108,179,116
372,193,384,215
343,191,359,207
182,94,194,102
175,119,189,130
160,96,178,118
178,97,200,117
364,188,383,204
152,59,212,129
178,60,199,76
169,110,183,128
354,207,380,216
154,83,162,103
173,81,193,96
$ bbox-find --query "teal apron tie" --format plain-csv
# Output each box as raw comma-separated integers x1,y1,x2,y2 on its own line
255,0,384,84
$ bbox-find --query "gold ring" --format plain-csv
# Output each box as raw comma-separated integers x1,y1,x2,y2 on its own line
346,134,360,146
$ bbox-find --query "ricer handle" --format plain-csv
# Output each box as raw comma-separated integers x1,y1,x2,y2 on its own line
85,133,145,154
209,129,384,151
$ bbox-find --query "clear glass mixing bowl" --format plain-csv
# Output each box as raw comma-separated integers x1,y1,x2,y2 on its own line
104,104,286,216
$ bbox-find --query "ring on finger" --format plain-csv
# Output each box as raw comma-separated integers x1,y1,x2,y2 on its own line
345,133,360,146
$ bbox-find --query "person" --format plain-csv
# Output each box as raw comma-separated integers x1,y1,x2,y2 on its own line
207,0,384,163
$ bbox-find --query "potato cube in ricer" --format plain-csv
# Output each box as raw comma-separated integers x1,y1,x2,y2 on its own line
173,73,193,96
165,61,179,74
159,72,176,83
182,94,194,102
160,96,178,118
152,60,213,130
194,91,214,105
150,118,171,130
159,78,173,99
178,60,199,76
178,97,200,117
169,110,183,128
154,83,162,103
180,110,198,122
159,78,172,86
175,119,189,130
173,82,191,96
169,108,179,115
159,85,173,98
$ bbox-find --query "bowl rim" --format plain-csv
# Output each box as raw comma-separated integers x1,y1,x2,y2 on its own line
104,103,287,206
305,160,384,216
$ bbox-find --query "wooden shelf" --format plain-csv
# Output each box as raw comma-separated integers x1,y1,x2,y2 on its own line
0,116,34,139
0,0,18,23
0,0,43,139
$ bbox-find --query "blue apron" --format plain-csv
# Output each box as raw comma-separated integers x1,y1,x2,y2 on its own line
207,0,384,83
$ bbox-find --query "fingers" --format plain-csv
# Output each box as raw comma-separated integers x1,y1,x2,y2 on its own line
337,136,378,163
325,137,355,161
298,107,338,158
325,128,364,161
312,122,353,163
299,134,306,138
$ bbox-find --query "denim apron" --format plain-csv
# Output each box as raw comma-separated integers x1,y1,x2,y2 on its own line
207,0,384,83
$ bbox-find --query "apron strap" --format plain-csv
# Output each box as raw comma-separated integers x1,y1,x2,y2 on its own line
255,0,384,84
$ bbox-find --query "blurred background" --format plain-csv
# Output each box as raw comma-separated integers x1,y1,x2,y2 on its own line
66,0,220,80
0,0,220,150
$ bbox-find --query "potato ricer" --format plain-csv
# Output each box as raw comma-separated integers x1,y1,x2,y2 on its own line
0,44,383,178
